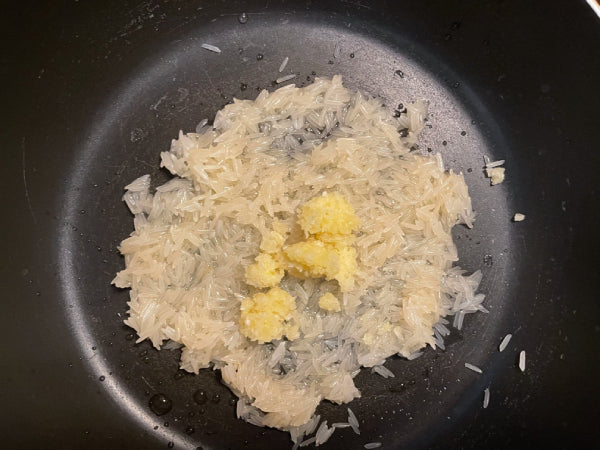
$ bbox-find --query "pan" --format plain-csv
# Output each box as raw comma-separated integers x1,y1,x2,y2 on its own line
2,0,599,448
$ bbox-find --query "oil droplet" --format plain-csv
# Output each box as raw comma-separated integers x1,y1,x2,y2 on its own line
238,12,248,24
193,390,207,405
211,393,221,403
149,394,173,416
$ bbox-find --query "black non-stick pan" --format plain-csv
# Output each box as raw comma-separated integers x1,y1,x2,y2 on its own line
2,0,600,448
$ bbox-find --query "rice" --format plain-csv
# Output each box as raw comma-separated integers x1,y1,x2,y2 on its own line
372,365,395,378
113,76,484,433
201,43,221,53
498,334,512,352
315,421,336,446
519,350,526,372
483,387,490,408
513,213,525,222
464,363,483,374
279,56,289,73
364,443,383,449
276,73,297,84
348,408,360,435
334,41,342,58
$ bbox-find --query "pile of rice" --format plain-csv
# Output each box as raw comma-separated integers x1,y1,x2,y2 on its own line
113,75,485,435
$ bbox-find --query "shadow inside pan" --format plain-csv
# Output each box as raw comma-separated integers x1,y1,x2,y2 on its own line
57,11,519,449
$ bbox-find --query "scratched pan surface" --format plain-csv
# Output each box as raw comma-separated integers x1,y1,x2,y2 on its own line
2,0,600,448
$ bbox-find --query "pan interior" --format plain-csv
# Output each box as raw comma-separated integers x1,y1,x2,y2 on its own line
57,13,518,449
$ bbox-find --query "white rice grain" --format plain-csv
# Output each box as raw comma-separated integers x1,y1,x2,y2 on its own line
276,73,297,84
519,350,526,372
372,365,395,378
484,159,505,168
364,443,382,449
278,56,289,73
201,43,221,53
464,363,483,374
498,334,512,352
299,436,316,447
483,387,490,408
348,408,360,435
513,213,526,222
334,41,342,58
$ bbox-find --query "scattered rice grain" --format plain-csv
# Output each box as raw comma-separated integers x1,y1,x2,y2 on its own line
498,334,512,352
464,363,483,374
201,43,221,53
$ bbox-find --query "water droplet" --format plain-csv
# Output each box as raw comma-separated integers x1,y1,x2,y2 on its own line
349,52,355,58
483,255,493,266
256,53,263,61
193,390,207,405
149,394,173,416
91,346,97,351
453,82,460,88
185,426,195,435
96,246,102,251
99,375,105,381
164,421,169,427
442,140,448,146
229,397,236,406
167,442,174,449
174,371,185,380
125,333,135,341
238,12,248,24
211,393,221,403
80,210,86,214
394,69,404,78
240,83,247,91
